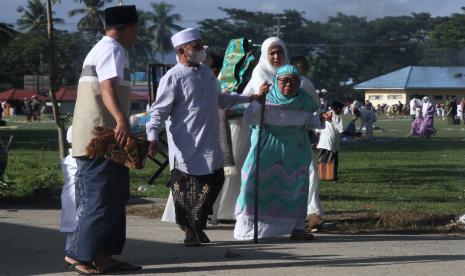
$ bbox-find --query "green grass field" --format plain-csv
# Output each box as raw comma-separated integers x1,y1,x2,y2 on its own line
1,115,464,219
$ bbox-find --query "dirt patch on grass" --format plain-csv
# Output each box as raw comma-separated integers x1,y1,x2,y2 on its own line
127,204,165,219
126,205,465,234
325,209,465,234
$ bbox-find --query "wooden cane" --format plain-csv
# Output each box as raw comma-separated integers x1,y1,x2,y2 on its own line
253,99,266,243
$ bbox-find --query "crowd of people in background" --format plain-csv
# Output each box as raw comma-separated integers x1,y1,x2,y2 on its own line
366,96,465,124
0,96,43,122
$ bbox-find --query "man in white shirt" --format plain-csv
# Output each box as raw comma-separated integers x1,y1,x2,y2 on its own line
317,101,345,180
306,101,344,231
146,28,265,246
409,94,422,121
65,6,141,274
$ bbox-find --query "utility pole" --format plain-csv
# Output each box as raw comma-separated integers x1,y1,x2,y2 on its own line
273,14,287,38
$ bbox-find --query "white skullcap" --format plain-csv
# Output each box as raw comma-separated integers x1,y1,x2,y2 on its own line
66,125,73,144
171,28,202,48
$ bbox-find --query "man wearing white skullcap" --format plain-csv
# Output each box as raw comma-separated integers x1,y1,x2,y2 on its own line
146,28,267,246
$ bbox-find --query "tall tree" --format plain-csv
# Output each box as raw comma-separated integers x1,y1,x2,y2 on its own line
129,11,157,75
17,0,64,32
0,23,17,48
147,2,183,62
199,8,273,51
68,0,112,40
424,8,465,65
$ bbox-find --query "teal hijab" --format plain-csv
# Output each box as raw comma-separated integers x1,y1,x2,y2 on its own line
266,65,317,113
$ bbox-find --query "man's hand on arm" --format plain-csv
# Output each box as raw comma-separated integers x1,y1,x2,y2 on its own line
248,82,271,103
100,79,130,146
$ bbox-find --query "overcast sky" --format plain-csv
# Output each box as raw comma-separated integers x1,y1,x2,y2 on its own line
2,0,465,31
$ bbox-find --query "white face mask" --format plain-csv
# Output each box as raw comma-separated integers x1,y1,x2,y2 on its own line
184,48,207,63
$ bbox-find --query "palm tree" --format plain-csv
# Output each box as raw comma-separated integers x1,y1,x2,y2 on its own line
17,0,64,32
129,11,156,73
147,2,183,62
68,0,112,39
0,23,17,47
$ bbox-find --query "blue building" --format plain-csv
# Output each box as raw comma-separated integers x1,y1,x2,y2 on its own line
354,66,465,106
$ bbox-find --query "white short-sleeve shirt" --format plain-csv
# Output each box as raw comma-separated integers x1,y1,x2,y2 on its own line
82,36,127,83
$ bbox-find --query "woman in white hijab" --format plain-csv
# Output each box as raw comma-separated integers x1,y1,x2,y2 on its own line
211,37,289,221
419,96,436,138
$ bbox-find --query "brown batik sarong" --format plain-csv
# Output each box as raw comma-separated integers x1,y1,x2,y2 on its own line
86,126,149,169
317,149,339,181
170,168,224,231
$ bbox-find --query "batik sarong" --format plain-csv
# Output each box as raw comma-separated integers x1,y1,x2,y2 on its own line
318,149,338,181
170,169,224,231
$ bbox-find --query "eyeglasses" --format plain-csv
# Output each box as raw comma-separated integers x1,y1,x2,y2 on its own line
278,77,298,85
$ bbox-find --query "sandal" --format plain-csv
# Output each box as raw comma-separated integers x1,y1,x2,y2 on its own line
290,230,314,241
310,222,337,232
198,230,211,243
63,260,101,275
184,229,201,247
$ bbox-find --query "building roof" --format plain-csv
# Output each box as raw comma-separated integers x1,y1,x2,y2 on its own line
50,86,148,101
354,66,465,90
0,86,149,102
0,89,42,101
55,86,77,101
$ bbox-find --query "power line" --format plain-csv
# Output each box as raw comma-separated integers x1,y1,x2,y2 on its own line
272,14,287,38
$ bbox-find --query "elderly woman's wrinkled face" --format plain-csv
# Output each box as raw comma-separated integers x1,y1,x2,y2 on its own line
267,44,285,68
277,74,299,96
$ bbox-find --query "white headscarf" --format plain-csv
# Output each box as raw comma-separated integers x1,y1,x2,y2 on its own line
422,96,432,115
242,37,288,95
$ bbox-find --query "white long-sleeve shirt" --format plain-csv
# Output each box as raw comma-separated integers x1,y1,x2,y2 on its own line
146,63,250,176
410,98,422,117
317,111,344,152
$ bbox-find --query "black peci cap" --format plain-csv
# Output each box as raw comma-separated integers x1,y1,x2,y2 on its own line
105,5,138,27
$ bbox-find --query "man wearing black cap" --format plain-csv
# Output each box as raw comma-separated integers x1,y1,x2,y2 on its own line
65,5,141,274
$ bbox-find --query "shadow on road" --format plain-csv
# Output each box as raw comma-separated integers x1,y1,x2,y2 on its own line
2,221,465,275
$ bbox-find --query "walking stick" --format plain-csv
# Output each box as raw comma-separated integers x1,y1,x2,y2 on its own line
253,99,266,243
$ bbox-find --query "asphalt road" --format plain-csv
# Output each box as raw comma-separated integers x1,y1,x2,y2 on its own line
1,206,465,276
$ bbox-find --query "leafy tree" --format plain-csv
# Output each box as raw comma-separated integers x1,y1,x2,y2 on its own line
17,0,64,32
147,2,183,62
129,10,157,75
0,32,49,90
199,8,273,52
424,8,465,65
0,23,17,48
68,0,112,41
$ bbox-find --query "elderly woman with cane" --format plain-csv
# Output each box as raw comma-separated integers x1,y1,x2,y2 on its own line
234,65,321,241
